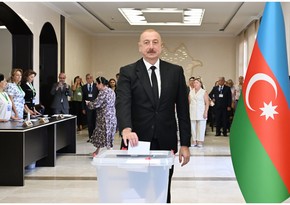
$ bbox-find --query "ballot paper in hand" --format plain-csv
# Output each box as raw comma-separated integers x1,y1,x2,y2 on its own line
128,141,150,155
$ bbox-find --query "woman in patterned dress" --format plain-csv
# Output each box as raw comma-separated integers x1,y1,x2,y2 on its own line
5,68,25,120
86,76,117,156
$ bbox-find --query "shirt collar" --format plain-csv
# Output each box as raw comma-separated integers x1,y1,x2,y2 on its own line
143,58,160,71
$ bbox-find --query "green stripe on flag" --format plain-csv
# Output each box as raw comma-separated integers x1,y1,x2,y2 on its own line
230,96,289,202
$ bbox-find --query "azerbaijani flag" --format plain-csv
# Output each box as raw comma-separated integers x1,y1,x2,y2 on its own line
230,2,290,202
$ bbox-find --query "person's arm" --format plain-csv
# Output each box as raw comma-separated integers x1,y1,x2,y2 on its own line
175,67,191,166
71,82,77,91
24,104,35,115
66,84,73,97
33,107,41,115
208,87,215,102
8,95,19,120
227,87,232,111
203,91,210,119
116,66,139,147
86,91,104,110
50,83,58,95
81,86,86,114
0,118,9,122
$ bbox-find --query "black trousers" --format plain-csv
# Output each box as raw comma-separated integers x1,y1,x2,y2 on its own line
71,101,84,127
85,108,96,138
215,108,228,135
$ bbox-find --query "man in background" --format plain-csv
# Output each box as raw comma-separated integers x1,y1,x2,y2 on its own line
82,73,99,142
50,73,72,114
209,77,232,136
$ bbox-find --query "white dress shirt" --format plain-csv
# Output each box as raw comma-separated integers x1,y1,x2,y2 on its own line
143,58,161,98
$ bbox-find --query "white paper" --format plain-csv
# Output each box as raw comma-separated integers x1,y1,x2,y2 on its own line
128,141,150,155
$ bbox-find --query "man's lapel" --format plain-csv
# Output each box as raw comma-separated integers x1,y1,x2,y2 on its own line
159,60,169,108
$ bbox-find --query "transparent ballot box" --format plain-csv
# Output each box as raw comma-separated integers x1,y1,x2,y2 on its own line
92,150,175,203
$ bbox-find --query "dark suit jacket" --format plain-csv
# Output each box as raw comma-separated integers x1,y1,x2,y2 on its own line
81,83,99,110
209,85,232,109
116,58,191,153
21,82,36,109
50,83,72,110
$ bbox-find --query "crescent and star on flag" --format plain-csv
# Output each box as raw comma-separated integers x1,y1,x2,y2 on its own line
245,72,279,120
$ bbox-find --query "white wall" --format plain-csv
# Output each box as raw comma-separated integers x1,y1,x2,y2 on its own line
0,29,12,77
65,21,93,85
92,35,236,91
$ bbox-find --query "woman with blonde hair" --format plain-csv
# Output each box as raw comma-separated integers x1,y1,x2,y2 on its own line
5,68,25,119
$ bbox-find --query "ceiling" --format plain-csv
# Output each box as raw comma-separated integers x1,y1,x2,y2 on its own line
44,1,266,37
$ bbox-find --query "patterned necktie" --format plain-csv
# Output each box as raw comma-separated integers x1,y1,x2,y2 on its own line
150,66,159,104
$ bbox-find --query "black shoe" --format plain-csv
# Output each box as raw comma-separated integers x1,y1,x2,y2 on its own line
223,134,228,137
87,139,90,143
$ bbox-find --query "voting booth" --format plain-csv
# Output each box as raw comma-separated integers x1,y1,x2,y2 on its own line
92,150,175,203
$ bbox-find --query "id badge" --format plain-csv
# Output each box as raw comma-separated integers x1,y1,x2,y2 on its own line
219,94,224,98
77,92,82,96
88,94,93,98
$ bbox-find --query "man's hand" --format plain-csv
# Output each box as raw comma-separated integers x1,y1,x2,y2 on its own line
122,128,139,147
179,146,191,166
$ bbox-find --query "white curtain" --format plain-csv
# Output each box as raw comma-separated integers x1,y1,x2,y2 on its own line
246,20,260,64
236,20,260,78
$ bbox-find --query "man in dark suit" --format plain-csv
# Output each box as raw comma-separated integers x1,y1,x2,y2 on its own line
82,73,99,141
209,77,232,136
50,73,72,114
116,29,191,203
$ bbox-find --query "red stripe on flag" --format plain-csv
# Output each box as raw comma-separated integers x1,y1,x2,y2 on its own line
243,42,290,191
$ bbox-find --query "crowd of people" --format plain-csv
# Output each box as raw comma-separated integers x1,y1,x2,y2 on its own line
187,75,244,148
50,72,118,155
0,69,119,157
0,29,245,203
0,68,41,122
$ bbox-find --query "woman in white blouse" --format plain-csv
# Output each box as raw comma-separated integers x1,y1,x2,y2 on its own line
5,68,25,120
0,73,13,122
189,77,210,147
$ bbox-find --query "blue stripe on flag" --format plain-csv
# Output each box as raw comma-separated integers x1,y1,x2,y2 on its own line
257,2,290,107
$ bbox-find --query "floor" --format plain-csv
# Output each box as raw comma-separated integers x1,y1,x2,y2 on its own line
0,126,282,203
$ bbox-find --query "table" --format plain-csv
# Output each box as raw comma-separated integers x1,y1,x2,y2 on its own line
0,116,76,186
